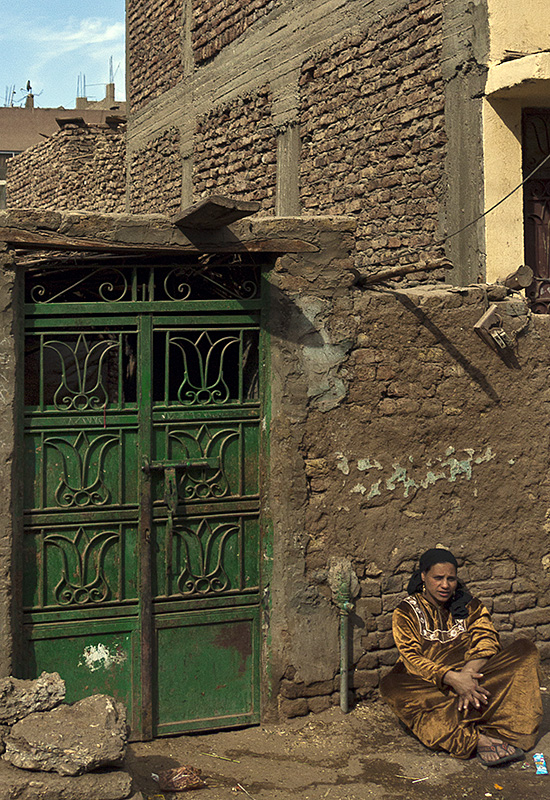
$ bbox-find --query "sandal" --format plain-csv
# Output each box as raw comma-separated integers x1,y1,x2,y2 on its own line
476,739,525,767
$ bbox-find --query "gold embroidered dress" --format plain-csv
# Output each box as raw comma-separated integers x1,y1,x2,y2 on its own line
380,593,542,758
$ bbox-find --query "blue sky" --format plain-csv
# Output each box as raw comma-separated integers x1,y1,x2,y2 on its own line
1,2,125,109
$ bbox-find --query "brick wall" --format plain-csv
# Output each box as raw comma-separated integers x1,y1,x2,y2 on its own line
129,128,182,215
193,87,276,210
192,0,278,63
127,0,183,113
300,0,446,272
6,124,125,213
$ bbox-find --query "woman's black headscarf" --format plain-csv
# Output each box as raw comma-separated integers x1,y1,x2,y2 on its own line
407,548,472,619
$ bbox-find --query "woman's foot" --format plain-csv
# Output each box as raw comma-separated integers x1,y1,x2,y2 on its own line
476,734,524,767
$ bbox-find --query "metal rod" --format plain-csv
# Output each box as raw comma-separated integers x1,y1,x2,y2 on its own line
142,458,217,472
339,601,353,713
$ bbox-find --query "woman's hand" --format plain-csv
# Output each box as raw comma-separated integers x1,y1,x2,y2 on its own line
443,668,490,712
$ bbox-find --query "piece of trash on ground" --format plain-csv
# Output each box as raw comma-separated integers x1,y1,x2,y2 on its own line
494,784,503,790
232,784,257,799
200,751,240,762
533,753,548,775
411,777,429,783
152,765,207,791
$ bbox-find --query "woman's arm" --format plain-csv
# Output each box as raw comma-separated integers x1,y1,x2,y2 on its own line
463,602,500,662
392,606,450,688
443,602,499,712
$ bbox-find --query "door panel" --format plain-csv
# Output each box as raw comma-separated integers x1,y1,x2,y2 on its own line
151,514,260,601
25,623,138,728
24,426,139,513
21,261,264,738
155,607,260,734
22,522,138,610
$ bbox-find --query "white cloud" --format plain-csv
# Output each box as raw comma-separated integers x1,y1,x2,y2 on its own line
27,18,124,69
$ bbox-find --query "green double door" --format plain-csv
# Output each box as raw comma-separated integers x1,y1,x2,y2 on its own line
20,261,263,738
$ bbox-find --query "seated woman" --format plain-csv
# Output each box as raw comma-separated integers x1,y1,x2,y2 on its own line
380,548,542,766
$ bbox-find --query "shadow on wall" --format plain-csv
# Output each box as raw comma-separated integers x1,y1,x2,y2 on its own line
266,284,326,347
391,290,503,402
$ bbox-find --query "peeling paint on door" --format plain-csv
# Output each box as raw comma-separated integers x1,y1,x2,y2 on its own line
78,643,127,672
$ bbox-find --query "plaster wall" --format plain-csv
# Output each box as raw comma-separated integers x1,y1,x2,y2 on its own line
486,0,550,65
482,67,550,283
482,98,524,284
482,3,550,283
1,210,550,718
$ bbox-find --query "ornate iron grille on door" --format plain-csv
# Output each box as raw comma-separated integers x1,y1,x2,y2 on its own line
21,256,264,738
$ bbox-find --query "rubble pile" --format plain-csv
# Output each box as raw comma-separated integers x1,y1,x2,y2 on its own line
0,673,134,800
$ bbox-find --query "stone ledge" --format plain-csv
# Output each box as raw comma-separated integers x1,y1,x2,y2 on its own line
486,52,550,101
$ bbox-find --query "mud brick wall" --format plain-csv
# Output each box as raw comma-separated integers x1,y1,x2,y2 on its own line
192,0,278,63
127,0,183,113
300,0,446,272
6,125,125,213
194,88,276,210
129,128,182,215
269,271,550,717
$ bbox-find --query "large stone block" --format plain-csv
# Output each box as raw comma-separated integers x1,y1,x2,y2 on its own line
279,697,309,718
4,695,127,777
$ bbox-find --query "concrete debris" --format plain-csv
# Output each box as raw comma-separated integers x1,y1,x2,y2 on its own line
0,759,132,800
3,694,127,777
0,673,65,725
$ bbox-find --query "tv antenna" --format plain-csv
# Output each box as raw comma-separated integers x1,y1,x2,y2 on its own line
77,73,87,98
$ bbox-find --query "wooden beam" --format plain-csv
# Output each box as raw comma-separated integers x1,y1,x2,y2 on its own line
0,226,317,255
172,195,260,230
503,264,533,290
354,257,454,286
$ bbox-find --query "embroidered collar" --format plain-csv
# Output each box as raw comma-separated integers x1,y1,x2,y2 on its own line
404,594,467,643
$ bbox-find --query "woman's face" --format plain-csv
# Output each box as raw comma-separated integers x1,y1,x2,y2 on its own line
421,562,458,607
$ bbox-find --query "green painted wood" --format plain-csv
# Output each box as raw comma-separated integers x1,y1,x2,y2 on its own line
20,260,264,739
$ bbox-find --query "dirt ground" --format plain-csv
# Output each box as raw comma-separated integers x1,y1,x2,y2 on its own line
125,674,550,800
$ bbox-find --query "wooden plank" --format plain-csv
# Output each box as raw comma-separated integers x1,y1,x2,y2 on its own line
0,226,317,255
172,196,260,230
355,257,453,285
